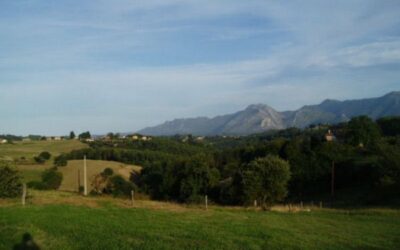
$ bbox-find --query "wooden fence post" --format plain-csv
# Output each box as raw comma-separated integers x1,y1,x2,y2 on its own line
22,183,26,206
205,195,208,210
300,201,303,209
83,155,87,196
254,200,257,207
131,190,135,206
319,201,323,209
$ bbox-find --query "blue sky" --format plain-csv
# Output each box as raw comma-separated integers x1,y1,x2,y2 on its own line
1,0,400,135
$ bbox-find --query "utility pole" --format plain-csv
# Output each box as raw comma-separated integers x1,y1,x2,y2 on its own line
331,160,335,196
84,155,87,196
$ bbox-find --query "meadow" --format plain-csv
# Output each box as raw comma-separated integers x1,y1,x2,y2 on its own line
0,140,88,183
0,191,400,250
58,160,141,193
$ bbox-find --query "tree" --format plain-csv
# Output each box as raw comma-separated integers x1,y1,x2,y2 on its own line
346,116,381,147
70,131,76,139
0,164,22,198
240,155,291,207
78,131,91,140
377,117,400,137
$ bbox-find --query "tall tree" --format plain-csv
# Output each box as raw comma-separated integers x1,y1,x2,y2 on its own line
346,116,381,147
240,155,291,207
69,131,76,139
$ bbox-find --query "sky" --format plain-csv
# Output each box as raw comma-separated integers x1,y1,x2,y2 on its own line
1,0,400,135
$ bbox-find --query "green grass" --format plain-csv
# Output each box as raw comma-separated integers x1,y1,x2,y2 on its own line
0,140,88,163
0,201,399,249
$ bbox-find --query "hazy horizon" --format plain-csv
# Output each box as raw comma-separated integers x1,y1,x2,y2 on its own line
1,1,400,135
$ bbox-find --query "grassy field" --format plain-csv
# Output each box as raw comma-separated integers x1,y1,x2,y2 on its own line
0,140,89,183
0,140,141,193
0,140,88,163
59,160,141,192
0,191,399,250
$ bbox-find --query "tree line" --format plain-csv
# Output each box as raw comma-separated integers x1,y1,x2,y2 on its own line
49,116,400,207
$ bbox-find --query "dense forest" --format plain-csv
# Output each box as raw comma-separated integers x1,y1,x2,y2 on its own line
56,116,400,207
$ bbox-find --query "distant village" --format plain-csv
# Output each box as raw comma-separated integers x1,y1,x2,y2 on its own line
0,133,153,144
0,126,338,145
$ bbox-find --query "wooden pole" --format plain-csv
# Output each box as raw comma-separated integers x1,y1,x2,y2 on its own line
22,183,26,206
300,201,303,209
205,195,208,210
131,190,134,206
254,200,257,207
84,155,87,196
319,201,323,209
331,161,335,196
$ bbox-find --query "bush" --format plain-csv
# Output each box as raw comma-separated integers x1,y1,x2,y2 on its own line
27,181,46,190
102,168,114,177
34,156,45,164
41,168,63,190
109,175,137,197
54,155,68,167
39,151,51,160
0,165,22,198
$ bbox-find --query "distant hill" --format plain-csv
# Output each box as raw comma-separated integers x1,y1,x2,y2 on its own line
138,91,400,136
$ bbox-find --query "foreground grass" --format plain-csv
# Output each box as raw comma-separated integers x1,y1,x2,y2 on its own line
0,192,399,249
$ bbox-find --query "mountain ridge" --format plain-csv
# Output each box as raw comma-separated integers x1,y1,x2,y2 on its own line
138,91,400,136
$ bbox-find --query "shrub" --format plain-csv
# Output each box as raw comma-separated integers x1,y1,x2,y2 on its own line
0,165,22,198
54,155,68,167
27,181,46,190
34,156,45,164
41,168,63,190
102,168,114,177
109,175,137,197
39,151,51,160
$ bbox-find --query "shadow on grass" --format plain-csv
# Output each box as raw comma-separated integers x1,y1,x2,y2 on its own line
13,233,40,250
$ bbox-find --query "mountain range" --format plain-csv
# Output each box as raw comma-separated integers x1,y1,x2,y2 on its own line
138,91,400,136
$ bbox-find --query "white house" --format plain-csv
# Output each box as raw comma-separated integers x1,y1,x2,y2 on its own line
325,130,336,142
0,139,8,144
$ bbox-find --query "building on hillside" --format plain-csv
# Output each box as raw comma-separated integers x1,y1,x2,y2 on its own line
0,139,8,144
325,130,336,142
22,138,31,142
132,135,139,140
